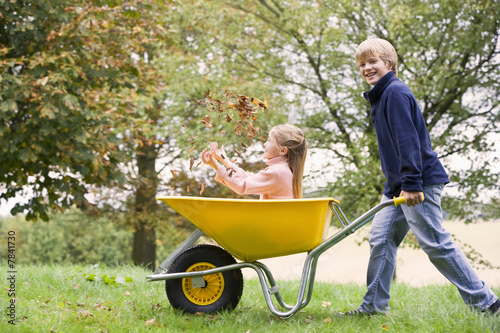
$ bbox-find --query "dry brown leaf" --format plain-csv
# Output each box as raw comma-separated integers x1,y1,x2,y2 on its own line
144,318,157,326
76,309,93,317
189,156,194,171
200,183,205,195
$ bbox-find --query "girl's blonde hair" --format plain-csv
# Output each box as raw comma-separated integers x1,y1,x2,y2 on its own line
270,124,307,199
355,38,398,76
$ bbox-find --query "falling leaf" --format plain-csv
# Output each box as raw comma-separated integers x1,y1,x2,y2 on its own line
188,145,196,153
189,156,194,171
200,183,205,195
187,186,190,193
170,170,179,178
234,148,242,157
201,115,212,128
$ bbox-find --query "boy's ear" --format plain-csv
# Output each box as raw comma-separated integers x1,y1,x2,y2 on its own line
279,147,288,156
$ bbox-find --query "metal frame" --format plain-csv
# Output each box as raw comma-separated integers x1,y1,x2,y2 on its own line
147,198,401,318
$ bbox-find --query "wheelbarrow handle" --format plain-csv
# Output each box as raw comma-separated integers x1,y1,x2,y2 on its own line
393,196,406,206
393,194,425,207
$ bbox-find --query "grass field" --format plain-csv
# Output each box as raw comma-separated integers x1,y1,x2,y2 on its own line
1,263,499,332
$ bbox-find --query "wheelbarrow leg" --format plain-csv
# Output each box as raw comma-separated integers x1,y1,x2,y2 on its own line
154,228,205,274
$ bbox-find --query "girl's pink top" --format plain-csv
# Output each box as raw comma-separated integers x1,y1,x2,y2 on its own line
215,156,294,199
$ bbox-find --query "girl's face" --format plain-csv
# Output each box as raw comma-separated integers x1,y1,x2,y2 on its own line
263,132,283,160
358,55,392,86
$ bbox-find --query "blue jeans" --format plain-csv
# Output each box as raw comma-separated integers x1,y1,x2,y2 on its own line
359,184,498,313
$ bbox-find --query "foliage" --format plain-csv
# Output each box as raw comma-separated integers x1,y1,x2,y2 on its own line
0,263,499,331
0,0,167,221
0,209,131,265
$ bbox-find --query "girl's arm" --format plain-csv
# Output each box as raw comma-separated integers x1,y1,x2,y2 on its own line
215,166,278,196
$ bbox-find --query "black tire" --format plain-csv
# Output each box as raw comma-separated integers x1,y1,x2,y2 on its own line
165,244,244,314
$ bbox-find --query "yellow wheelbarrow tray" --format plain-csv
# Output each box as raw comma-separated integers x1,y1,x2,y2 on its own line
147,196,407,318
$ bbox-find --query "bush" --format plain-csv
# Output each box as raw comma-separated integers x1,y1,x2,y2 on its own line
0,207,211,268
0,209,133,265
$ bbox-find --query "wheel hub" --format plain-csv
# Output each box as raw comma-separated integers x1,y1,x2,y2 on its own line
182,262,225,306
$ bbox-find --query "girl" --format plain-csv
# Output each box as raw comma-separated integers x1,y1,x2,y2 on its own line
201,124,307,199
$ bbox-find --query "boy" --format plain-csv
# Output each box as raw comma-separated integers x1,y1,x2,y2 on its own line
341,38,499,316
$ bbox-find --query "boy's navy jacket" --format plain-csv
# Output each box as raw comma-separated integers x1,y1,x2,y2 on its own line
364,71,449,198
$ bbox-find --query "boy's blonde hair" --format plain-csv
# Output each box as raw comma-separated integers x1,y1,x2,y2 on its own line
355,38,398,76
270,124,307,199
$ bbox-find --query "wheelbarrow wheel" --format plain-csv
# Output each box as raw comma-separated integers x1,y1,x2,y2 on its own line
165,244,243,314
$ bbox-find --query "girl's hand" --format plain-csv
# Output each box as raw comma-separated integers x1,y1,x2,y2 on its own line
213,144,227,162
201,149,219,170
209,142,218,154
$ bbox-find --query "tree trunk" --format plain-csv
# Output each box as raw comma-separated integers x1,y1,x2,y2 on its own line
132,141,159,270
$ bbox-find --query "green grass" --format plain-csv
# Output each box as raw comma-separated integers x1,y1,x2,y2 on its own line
1,263,499,332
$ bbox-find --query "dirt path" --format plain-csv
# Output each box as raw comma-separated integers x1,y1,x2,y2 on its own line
243,220,500,287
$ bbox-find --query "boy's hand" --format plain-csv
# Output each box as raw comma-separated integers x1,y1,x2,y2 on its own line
400,190,424,207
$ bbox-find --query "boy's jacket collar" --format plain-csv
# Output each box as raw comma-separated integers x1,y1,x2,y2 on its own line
363,71,396,105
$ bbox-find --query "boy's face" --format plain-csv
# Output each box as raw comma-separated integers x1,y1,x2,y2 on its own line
358,55,392,86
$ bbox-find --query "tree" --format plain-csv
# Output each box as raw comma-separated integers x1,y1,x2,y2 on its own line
0,0,164,221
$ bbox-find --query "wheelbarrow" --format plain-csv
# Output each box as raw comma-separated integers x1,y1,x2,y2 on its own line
146,195,407,318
